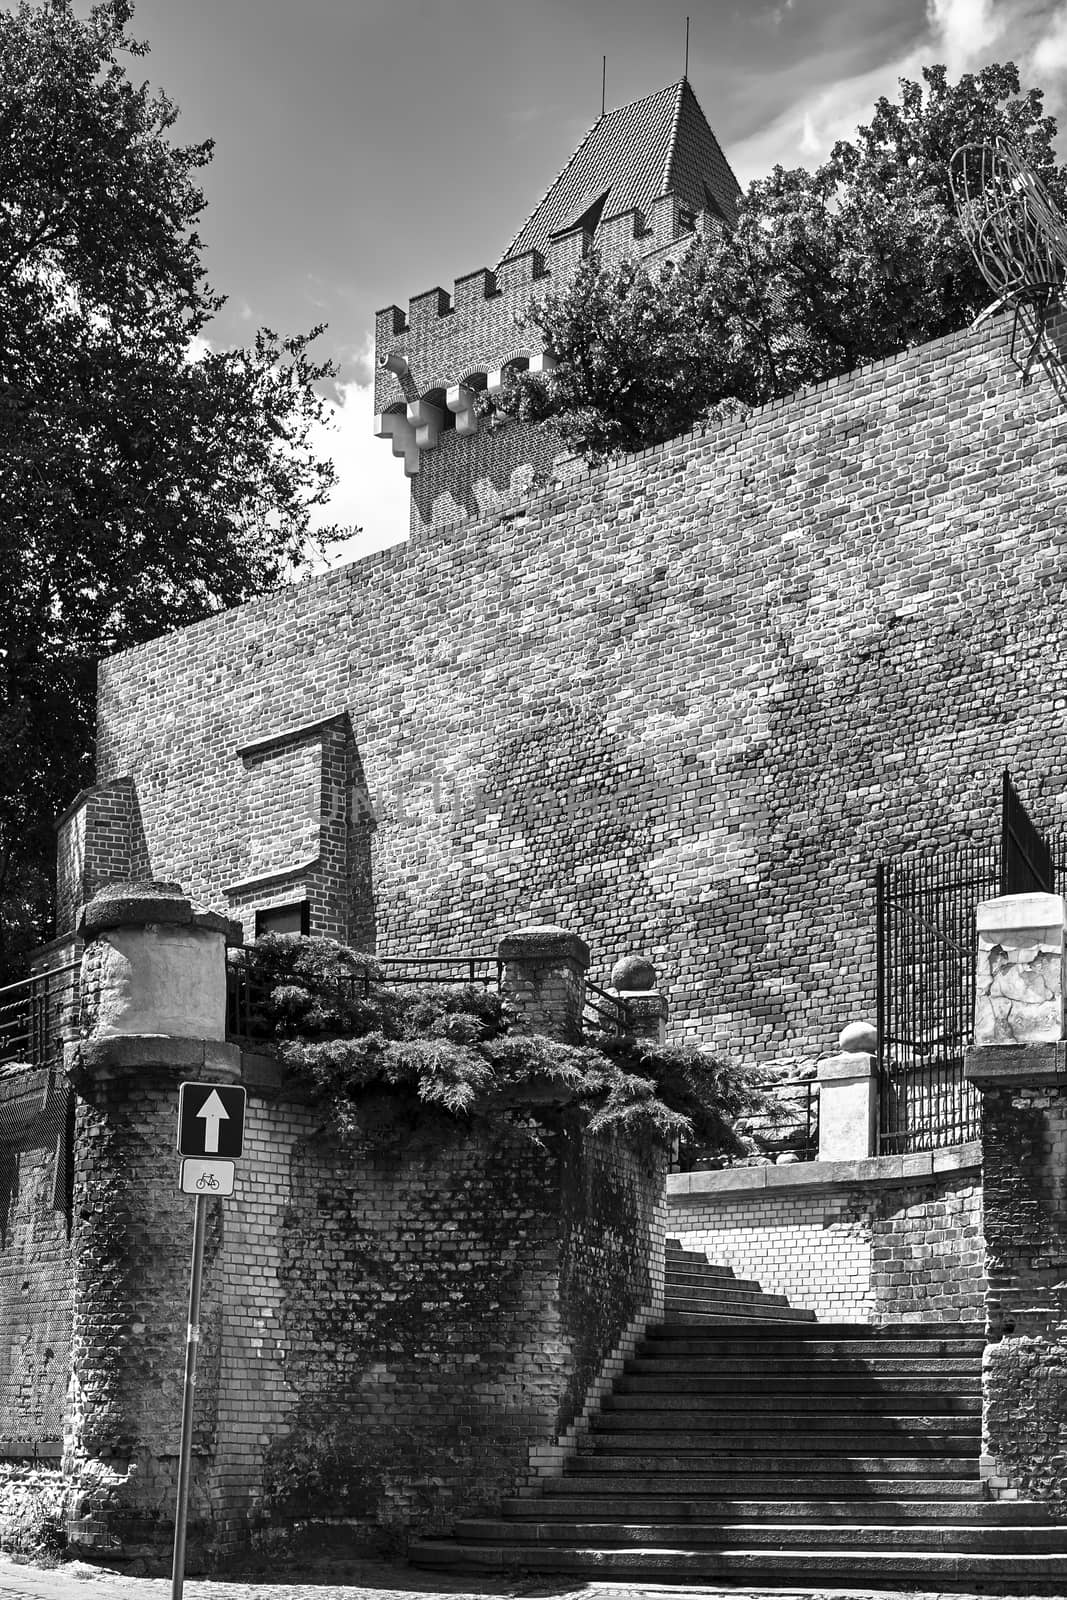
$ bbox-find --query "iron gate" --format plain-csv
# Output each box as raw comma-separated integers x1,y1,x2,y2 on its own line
876,833,1067,1154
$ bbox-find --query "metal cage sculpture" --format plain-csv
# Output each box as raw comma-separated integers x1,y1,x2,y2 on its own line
949,139,1067,380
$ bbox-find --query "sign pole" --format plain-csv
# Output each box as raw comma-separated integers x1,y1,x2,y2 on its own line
171,1191,208,1600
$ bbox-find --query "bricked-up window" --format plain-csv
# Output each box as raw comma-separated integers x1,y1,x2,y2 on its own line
255,902,310,938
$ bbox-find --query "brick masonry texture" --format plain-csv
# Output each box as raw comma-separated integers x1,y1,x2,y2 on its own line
666,1166,984,1324
60,1033,663,1554
980,1082,1067,1511
0,1069,71,1450
94,312,1067,1068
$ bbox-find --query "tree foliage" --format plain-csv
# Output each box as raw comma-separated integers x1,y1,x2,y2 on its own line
499,62,1067,463
231,933,768,1156
0,0,348,978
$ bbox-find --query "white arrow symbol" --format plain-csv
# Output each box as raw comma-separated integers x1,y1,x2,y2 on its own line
197,1090,229,1155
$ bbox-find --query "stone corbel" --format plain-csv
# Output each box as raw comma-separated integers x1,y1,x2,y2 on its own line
406,398,442,450
374,410,420,476
446,383,479,438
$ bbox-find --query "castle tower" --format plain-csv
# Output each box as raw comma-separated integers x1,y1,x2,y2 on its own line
375,79,741,533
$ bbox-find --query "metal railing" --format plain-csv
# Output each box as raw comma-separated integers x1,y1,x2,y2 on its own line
583,979,631,1036
0,963,80,1070
226,957,633,1042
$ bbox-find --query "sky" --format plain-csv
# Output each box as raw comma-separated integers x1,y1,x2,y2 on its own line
92,0,1067,566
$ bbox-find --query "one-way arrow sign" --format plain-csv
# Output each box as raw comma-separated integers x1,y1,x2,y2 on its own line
177,1082,246,1160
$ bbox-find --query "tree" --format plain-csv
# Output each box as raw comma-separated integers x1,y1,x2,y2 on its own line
0,0,348,979
500,62,1067,463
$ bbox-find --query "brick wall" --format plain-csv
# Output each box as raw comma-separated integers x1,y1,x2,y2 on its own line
55,780,151,935
63,1041,664,1555
0,1069,71,1453
667,1147,984,1324
95,311,1067,1067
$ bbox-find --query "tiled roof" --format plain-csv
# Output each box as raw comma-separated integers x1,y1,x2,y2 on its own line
498,79,741,266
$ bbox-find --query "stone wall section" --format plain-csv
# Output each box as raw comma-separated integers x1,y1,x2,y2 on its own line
0,1068,71,1453
667,1148,984,1324
95,312,1067,1067
979,1077,1067,1510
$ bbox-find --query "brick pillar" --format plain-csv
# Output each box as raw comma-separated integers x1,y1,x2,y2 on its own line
497,926,589,1043
817,1020,877,1162
610,954,668,1045
64,881,241,1558
965,892,1067,1511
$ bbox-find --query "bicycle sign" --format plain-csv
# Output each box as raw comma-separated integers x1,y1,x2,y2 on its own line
179,1158,236,1197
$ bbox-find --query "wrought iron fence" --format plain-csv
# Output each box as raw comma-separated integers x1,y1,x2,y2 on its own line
876,838,1067,1155
0,963,80,1071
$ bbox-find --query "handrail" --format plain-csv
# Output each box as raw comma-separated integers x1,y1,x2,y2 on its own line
0,962,81,1069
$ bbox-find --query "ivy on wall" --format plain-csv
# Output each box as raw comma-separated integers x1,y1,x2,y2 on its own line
230,934,766,1156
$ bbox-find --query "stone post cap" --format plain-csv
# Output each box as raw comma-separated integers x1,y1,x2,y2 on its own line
977,893,1066,933
623,992,669,1020
78,880,243,944
818,1052,875,1084
497,925,590,969
610,954,657,991
838,1020,877,1053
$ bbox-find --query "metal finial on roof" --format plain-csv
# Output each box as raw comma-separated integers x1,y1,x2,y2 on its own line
601,55,606,119
684,16,690,79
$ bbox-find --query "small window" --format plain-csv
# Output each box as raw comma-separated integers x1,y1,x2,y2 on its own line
255,902,310,938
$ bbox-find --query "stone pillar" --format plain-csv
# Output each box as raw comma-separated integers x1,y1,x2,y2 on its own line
497,926,589,1043
965,891,1067,1512
974,892,1067,1045
63,881,241,1559
817,1020,877,1162
610,954,668,1045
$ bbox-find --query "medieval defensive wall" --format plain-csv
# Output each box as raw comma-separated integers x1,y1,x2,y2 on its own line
79,306,1067,1076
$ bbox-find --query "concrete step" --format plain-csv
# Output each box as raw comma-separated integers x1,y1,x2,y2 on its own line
641,1331,985,1355
450,1517,1067,1553
664,1267,768,1295
594,1416,981,1442
503,1495,1052,1524
663,1297,817,1322
408,1538,1067,1588
626,1356,984,1378
618,1373,983,1396
543,1471,987,1497
574,1452,980,1475
609,1388,983,1412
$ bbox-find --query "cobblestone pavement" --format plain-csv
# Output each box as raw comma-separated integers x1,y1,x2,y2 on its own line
0,1557,1052,1600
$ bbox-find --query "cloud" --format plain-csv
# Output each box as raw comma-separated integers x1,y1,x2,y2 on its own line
927,0,1002,76
1033,2,1067,74
729,0,1067,184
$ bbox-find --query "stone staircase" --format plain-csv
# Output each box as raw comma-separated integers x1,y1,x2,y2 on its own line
664,1238,818,1323
410,1243,1067,1591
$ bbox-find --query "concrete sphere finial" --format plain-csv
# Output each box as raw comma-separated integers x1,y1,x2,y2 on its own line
610,953,657,992
838,1019,877,1054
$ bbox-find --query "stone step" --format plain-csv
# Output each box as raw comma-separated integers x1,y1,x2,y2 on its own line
618,1373,983,1397
583,1430,981,1455
503,1495,1052,1524
627,1356,984,1378
664,1267,766,1295
597,1408,982,1434
450,1518,1067,1553
574,1452,980,1475
610,1387,983,1412
642,1330,985,1355
592,1404,982,1431
664,1276,790,1302
408,1539,1067,1588
543,1472,986,1497
663,1297,816,1322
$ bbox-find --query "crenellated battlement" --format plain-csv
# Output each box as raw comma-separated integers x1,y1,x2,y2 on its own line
374,78,742,522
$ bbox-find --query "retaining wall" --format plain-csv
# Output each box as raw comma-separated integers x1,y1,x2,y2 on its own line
666,1144,984,1324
